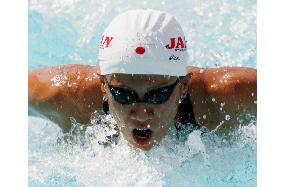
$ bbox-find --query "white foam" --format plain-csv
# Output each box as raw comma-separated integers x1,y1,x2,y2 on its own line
29,114,256,186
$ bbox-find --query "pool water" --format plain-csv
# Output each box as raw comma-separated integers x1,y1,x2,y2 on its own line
29,0,256,69
29,0,256,186
29,115,256,187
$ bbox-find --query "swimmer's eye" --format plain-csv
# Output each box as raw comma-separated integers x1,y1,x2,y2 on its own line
105,78,180,105
109,86,138,105
145,79,179,104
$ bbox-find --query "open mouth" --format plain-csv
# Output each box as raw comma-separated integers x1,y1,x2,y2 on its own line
132,128,152,146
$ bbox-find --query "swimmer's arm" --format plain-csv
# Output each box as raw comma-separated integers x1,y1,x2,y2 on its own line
188,67,257,134
28,64,103,132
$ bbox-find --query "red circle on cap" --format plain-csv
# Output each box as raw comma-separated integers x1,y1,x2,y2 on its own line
135,46,145,55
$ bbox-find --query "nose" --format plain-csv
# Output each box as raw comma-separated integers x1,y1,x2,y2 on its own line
129,103,154,122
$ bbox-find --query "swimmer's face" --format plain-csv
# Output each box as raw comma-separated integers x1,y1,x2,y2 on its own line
102,74,188,150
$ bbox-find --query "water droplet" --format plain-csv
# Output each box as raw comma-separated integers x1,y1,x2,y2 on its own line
224,73,229,79
67,81,73,87
103,96,108,101
225,115,231,121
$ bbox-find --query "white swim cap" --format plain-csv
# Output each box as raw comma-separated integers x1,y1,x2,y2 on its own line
98,9,188,76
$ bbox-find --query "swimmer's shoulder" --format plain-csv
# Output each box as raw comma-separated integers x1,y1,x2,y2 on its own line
29,64,101,102
28,64,104,131
186,66,257,93
185,66,257,133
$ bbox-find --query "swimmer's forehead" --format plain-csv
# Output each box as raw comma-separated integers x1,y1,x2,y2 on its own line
105,74,178,85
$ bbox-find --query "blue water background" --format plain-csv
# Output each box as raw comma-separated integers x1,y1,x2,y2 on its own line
29,0,256,70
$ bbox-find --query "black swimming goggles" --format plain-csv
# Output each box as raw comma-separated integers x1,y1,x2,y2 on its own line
103,77,182,105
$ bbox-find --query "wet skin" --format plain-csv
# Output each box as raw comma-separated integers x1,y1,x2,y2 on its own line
29,64,257,149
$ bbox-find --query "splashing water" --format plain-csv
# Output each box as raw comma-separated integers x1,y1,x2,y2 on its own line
29,111,256,186
29,0,256,186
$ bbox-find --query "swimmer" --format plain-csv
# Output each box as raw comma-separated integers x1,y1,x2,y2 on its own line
28,9,256,150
